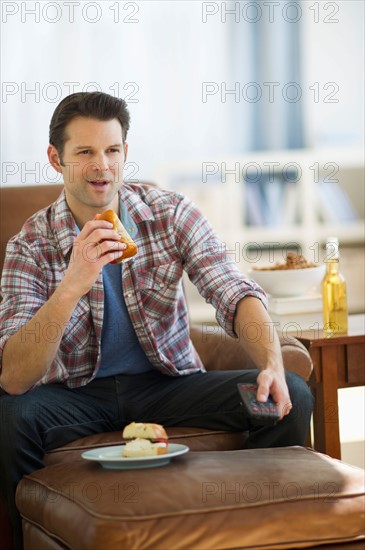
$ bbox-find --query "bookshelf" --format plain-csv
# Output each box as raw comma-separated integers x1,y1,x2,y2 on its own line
157,147,364,257
156,147,364,323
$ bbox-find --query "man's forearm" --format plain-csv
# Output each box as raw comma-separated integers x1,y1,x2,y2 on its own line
0,218,127,395
233,296,284,374
0,282,80,395
234,296,292,411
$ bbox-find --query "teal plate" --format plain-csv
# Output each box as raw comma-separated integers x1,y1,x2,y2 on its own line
81,443,189,470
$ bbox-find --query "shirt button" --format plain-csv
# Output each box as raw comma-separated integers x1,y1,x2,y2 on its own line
160,283,164,288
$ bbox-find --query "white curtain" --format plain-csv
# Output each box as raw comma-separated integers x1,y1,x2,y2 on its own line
1,1,254,186
1,1,363,187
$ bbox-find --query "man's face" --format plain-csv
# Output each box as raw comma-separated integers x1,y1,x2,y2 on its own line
48,116,128,218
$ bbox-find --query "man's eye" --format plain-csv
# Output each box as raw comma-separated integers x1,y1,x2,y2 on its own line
79,150,91,155
108,148,120,153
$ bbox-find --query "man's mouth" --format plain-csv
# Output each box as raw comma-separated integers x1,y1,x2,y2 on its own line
88,180,111,187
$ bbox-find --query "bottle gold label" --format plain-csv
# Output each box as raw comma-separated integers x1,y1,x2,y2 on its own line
322,259,348,334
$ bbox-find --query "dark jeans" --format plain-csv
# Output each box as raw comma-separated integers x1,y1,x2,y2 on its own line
0,369,313,549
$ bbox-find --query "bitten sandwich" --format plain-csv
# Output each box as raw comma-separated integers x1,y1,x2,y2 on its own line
96,209,138,263
122,422,168,457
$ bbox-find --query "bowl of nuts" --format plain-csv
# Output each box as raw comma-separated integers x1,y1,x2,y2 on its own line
248,253,325,297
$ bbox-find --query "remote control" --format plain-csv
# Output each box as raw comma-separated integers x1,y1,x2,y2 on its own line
237,383,281,426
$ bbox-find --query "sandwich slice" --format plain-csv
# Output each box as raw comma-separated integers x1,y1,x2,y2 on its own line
96,209,138,263
122,422,168,457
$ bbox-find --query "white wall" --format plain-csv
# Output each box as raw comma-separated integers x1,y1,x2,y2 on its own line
1,1,254,186
1,1,363,187
301,0,364,147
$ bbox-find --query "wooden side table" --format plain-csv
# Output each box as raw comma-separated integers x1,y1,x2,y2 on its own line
298,314,365,459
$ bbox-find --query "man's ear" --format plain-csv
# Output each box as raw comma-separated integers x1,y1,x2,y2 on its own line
124,142,128,162
47,145,63,173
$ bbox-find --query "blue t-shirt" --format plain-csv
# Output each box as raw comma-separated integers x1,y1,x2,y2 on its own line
97,262,154,377
75,200,154,377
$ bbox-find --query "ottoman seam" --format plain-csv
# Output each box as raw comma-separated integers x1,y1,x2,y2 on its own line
20,477,365,520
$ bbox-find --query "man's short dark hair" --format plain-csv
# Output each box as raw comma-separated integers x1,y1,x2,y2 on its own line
49,92,130,160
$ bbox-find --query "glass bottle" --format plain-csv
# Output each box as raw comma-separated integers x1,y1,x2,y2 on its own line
322,237,348,334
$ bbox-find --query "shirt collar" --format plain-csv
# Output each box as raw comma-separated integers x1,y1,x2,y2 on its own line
53,184,154,257
119,183,155,225
53,191,77,257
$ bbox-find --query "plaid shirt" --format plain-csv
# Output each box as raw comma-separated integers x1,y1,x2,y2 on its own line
0,183,267,388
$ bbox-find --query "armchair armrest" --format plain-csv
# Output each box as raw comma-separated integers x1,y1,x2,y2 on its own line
189,324,312,381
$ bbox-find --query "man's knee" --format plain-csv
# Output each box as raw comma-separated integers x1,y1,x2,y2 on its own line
0,393,41,438
285,371,314,424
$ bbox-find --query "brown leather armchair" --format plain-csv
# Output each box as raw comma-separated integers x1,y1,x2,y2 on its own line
0,184,314,549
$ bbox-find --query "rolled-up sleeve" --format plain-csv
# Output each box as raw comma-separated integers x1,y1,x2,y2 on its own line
0,238,47,367
173,195,267,337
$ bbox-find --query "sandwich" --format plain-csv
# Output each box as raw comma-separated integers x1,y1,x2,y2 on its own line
96,209,138,263
122,422,168,457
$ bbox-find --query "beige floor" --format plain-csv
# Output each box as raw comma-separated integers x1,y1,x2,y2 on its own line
341,441,365,469
339,387,365,470
328,248,364,470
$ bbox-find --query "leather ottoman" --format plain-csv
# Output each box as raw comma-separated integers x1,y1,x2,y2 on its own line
16,447,364,550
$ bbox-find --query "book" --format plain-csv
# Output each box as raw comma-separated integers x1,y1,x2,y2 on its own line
281,182,299,226
317,180,358,223
268,294,322,315
245,174,284,227
245,173,299,228
263,177,284,227
245,180,266,226
268,293,323,333
268,310,323,333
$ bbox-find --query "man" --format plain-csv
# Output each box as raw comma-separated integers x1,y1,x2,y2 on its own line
0,92,313,548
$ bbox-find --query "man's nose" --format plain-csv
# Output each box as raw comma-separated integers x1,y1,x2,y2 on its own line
92,153,109,172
